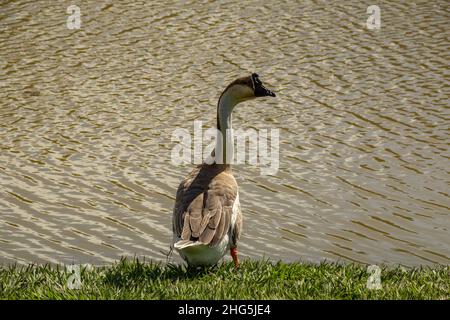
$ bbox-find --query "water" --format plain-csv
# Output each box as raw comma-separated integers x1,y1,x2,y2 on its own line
0,0,448,266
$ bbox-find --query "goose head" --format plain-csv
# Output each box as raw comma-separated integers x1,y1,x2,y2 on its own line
220,73,276,104
213,73,276,164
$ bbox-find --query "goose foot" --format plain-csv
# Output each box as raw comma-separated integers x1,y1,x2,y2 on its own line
230,247,239,268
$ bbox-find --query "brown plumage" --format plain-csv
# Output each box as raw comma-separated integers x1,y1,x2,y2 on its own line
173,164,241,247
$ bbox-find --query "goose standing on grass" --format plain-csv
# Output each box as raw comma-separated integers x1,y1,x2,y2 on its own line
172,73,276,267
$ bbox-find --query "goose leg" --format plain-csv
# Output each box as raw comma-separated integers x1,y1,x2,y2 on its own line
230,247,239,268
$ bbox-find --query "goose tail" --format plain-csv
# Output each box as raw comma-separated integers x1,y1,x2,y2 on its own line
173,239,204,250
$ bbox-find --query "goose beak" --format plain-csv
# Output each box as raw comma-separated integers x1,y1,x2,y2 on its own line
255,84,276,97
251,73,276,97
265,87,276,97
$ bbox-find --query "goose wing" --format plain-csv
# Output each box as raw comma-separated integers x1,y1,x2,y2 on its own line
173,165,238,246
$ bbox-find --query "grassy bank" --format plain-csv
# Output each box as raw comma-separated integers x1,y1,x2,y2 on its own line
0,258,448,299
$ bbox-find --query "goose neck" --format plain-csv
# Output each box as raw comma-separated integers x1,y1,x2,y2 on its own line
216,90,238,164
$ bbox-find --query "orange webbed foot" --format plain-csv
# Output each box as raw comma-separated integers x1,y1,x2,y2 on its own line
230,247,239,269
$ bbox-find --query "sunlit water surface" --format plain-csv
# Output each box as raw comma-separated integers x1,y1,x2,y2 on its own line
0,0,449,266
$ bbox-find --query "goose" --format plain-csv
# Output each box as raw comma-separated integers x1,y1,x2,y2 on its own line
172,73,276,267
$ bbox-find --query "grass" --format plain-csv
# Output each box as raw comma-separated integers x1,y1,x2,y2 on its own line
0,258,448,299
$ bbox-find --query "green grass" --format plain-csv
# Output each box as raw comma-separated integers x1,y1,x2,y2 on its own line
0,258,448,299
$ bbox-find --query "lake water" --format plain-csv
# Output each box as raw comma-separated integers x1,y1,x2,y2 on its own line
0,0,449,266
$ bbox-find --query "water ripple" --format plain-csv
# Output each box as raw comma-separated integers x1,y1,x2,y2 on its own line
0,0,448,266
